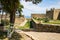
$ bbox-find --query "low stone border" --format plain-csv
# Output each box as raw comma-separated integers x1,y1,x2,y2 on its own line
31,19,60,33
24,33,34,40
15,30,34,40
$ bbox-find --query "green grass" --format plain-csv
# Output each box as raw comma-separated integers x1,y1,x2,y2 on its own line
19,21,30,30
33,17,60,24
44,20,60,24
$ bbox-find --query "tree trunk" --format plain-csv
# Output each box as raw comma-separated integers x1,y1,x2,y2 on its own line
8,11,16,38
5,13,7,20
10,11,15,26
1,10,3,24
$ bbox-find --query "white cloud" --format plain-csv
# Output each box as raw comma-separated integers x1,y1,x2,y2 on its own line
20,0,47,16
20,0,43,12
20,0,60,16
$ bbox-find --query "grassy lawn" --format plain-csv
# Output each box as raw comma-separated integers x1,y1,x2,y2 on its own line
43,20,60,24
19,21,30,30
33,18,60,24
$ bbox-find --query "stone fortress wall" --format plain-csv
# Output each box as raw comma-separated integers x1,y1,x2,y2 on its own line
46,8,60,20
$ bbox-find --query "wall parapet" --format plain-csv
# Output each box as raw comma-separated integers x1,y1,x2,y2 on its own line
31,19,60,33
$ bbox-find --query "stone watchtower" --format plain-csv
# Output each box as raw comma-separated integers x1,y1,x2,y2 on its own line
46,8,60,20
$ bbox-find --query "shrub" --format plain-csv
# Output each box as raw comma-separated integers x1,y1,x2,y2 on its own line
1,19,9,26
43,18,49,22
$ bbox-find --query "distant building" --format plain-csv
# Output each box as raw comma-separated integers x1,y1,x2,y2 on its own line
46,8,60,20
31,14,46,18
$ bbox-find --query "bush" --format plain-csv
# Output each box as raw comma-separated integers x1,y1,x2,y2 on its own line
1,19,9,26
43,18,49,22
0,31,7,39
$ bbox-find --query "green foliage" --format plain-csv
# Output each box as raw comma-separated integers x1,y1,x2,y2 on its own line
33,17,47,21
17,3,24,17
44,20,60,24
19,21,30,30
25,0,42,4
1,0,20,13
0,0,42,26
1,19,9,26
0,0,42,13
43,18,49,22
33,17,36,19
0,0,22,25
37,18,45,21
0,31,7,39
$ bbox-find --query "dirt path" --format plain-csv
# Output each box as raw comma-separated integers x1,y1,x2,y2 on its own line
20,33,33,40
15,30,33,40
15,30,60,40
24,32,60,40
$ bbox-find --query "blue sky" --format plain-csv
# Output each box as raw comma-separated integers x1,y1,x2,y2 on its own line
21,0,60,17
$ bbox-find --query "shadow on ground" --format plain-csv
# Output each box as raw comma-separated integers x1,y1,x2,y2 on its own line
22,29,60,33
0,31,7,39
9,32,23,40
0,31,23,40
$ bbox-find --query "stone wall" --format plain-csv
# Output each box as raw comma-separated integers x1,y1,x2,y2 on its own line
31,20,60,33
54,9,60,20
46,10,53,19
31,14,46,18
46,8,60,20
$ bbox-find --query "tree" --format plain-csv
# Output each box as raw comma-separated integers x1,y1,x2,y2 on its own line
1,10,4,24
25,0,42,4
1,0,20,26
0,0,42,38
0,0,42,26
17,3,24,17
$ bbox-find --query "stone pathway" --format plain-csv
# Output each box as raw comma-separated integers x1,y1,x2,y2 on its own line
24,32,60,40
15,30,60,40
15,30,33,40
20,33,32,40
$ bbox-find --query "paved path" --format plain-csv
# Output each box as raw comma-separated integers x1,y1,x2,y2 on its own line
24,32,60,40
15,30,60,40
15,30,33,40
20,33,32,40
